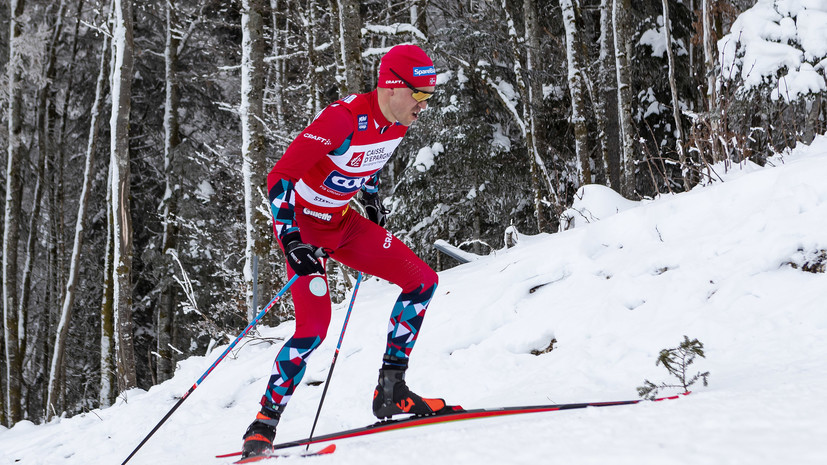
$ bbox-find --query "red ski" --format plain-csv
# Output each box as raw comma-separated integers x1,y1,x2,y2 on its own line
219,444,337,463
217,392,689,458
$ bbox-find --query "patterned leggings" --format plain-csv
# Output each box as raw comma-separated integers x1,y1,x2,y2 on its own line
261,207,438,410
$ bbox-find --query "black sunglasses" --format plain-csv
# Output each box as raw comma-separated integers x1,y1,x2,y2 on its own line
390,69,434,102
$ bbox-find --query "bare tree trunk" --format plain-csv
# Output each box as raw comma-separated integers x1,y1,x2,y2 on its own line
662,0,689,190
702,0,723,163
4,0,27,426
523,0,555,229
100,161,116,408
20,136,46,389
111,0,137,392
241,0,268,320
156,0,181,384
560,0,591,187
613,0,637,197
338,0,364,94
327,0,343,91
302,0,323,116
702,0,716,109
45,0,94,413
46,23,109,419
26,0,66,418
0,326,3,426
269,0,286,128
595,0,619,189
21,3,67,417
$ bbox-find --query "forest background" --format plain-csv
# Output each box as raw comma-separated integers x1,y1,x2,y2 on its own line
0,0,823,426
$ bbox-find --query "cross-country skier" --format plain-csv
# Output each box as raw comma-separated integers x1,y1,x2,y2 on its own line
241,44,449,459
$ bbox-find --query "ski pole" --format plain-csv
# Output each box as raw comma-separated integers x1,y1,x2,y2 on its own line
122,271,303,465
306,271,363,449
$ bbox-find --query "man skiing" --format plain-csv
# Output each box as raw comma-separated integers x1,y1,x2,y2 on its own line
241,44,448,459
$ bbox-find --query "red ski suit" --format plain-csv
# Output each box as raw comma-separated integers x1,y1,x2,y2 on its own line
262,90,437,408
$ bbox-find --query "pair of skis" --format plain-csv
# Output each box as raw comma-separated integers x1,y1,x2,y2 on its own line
218,392,689,462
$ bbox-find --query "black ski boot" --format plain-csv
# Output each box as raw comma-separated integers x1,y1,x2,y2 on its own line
372,355,447,419
241,405,284,459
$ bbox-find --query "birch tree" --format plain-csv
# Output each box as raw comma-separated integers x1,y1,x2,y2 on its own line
560,0,591,186
241,0,267,320
110,0,137,391
3,0,27,426
613,0,637,197
100,156,116,408
46,22,110,419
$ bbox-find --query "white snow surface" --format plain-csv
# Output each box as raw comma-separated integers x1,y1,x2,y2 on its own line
3,136,827,464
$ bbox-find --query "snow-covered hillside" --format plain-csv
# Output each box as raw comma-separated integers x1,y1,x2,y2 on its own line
2,136,826,465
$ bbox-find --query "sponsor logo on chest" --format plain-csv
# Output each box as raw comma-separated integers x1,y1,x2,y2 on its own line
333,137,402,172
345,146,392,169
346,152,365,168
322,170,367,195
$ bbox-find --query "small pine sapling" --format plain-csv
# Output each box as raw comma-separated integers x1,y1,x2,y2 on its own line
637,335,710,400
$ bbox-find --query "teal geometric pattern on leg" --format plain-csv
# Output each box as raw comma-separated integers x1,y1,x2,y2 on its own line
261,335,321,409
385,283,436,359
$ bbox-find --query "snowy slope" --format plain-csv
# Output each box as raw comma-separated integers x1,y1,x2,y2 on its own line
2,136,827,465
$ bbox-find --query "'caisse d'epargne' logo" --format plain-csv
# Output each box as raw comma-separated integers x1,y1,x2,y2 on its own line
346,152,364,168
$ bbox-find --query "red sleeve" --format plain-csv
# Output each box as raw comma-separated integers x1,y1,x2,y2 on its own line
267,103,353,192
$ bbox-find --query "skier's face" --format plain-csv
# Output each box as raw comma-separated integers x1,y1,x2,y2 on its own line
386,69,435,127
388,86,435,126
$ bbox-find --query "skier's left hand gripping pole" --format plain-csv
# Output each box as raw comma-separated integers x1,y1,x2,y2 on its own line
121,248,325,465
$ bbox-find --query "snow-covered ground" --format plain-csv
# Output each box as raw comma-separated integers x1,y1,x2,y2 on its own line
3,136,827,464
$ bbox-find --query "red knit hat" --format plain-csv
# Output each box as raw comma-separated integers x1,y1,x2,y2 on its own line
378,45,436,89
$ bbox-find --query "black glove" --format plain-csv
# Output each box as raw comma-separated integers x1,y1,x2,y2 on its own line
360,191,389,227
281,231,325,276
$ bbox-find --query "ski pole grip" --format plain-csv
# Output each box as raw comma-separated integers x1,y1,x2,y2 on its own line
314,247,329,259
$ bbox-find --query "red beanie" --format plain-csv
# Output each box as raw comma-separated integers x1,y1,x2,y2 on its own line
378,44,436,89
